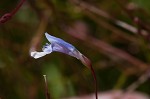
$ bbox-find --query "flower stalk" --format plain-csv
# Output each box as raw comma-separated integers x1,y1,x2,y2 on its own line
0,0,26,23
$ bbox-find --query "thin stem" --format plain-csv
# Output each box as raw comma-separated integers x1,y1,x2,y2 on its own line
0,0,26,23
79,54,98,99
90,65,98,99
43,75,50,99
11,0,26,15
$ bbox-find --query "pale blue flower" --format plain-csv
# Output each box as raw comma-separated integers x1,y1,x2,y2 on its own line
30,33,97,99
30,33,90,66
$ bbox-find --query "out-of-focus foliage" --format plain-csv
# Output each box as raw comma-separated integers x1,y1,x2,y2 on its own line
0,0,150,99
132,0,150,13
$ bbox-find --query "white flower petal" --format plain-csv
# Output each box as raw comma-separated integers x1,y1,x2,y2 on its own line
31,51,49,59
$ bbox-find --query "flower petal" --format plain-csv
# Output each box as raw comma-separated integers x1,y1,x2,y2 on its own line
31,51,49,59
52,43,72,53
42,43,53,53
45,32,61,43
45,33,75,50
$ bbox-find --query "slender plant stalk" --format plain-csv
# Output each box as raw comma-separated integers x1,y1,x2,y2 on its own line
11,0,26,15
0,0,26,23
43,75,50,99
81,55,98,99
90,65,98,99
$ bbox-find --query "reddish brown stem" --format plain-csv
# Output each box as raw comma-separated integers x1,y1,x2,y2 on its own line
11,0,26,15
0,0,26,23
81,55,98,99
90,65,98,99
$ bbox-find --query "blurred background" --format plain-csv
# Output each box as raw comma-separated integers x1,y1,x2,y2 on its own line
0,0,150,99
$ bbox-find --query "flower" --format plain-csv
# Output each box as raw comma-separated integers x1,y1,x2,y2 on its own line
30,33,98,99
30,32,91,67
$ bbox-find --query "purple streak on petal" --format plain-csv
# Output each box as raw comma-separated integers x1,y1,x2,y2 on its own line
51,43,77,58
42,43,53,53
